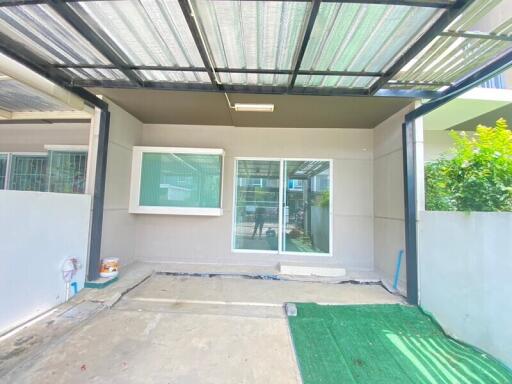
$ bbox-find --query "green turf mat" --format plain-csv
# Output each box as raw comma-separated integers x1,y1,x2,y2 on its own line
287,304,512,384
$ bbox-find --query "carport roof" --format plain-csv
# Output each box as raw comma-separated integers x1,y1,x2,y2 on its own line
0,0,511,100
0,73,73,112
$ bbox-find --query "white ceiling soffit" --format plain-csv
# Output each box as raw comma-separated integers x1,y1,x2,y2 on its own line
423,87,512,131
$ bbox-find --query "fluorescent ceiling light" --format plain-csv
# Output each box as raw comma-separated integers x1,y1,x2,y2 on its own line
233,103,274,112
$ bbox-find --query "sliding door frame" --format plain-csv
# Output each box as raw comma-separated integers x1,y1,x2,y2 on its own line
232,157,333,257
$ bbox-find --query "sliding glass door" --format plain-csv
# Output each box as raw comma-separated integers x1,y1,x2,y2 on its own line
283,160,331,254
233,158,331,255
233,160,280,251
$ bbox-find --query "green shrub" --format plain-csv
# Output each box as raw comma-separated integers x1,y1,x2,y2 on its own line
425,118,512,212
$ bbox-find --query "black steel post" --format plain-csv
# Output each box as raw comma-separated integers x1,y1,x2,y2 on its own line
87,109,110,281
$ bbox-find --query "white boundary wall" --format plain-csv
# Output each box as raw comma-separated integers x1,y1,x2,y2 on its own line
373,104,415,292
0,191,91,334
419,211,512,368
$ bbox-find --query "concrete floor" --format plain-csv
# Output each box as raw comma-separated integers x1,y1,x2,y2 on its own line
0,264,403,384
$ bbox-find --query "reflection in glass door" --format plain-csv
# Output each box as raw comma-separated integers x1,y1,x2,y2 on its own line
233,158,331,255
233,160,280,251
283,160,330,254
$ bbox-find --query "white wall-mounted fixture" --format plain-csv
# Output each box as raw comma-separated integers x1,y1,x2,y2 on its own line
233,103,274,113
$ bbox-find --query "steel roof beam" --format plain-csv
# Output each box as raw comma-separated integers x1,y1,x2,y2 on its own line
440,30,512,42
70,78,440,98
288,0,321,91
50,64,384,77
178,0,221,90
369,0,475,95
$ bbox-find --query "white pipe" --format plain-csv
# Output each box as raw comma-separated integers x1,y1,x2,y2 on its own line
0,53,93,114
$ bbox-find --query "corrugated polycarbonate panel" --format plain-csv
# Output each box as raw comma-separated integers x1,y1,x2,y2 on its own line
193,0,308,70
70,0,204,67
218,72,289,86
295,75,377,89
446,0,502,33
395,16,512,84
410,38,510,84
0,80,71,112
300,3,441,73
0,5,110,65
61,67,129,81
136,70,211,82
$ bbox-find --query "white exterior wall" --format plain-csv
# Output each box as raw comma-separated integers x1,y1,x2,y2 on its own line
419,211,512,368
0,191,91,334
372,105,415,292
0,123,90,152
135,124,374,270
99,101,142,267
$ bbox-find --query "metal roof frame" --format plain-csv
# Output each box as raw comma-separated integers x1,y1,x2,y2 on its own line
0,0,456,7
368,0,474,95
2,0,505,99
0,0,510,103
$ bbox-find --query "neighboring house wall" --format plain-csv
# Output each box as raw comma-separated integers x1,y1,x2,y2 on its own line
503,69,512,89
372,105,414,292
0,191,91,334
100,100,142,267
135,124,374,270
424,130,454,162
0,123,90,152
419,211,512,368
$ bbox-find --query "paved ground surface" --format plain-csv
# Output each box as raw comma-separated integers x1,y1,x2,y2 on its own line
0,263,403,384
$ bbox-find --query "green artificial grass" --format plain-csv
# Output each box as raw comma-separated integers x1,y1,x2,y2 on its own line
287,304,512,384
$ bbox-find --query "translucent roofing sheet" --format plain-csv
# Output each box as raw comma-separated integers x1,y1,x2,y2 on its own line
395,14,512,84
69,0,204,67
136,70,210,83
0,79,73,112
0,0,510,94
0,5,110,65
300,3,442,73
61,67,128,81
445,0,502,33
193,0,309,70
295,75,377,89
218,72,289,86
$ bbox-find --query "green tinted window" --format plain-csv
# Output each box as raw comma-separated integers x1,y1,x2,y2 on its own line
0,154,7,189
9,155,48,192
140,153,222,208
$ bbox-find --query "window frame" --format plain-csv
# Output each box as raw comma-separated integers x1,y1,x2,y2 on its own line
231,157,333,257
129,146,225,216
45,145,89,194
8,152,49,192
1,146,89,194
0,152,10,190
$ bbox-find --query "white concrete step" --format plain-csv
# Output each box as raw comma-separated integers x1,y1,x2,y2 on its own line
278,262,346,277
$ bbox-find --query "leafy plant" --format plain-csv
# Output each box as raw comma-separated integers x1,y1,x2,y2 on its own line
425,118,512,212
313,191,331,208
